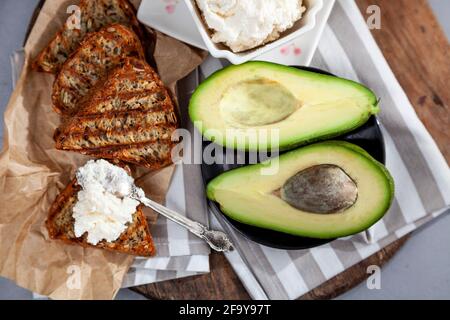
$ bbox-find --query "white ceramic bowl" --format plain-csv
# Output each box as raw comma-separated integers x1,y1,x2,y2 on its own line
183,0,324,64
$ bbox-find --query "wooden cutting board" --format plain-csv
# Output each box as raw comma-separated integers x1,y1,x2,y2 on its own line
132,0,449,300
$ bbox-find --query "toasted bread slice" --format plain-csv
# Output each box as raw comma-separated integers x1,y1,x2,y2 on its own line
55,58,178,170
52,24,145,115
33,0,143,73
46,179,156,257
81,142,176,170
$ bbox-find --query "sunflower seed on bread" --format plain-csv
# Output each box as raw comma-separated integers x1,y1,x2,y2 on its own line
33,0,143,73
54,58,178,171
52,24,145,115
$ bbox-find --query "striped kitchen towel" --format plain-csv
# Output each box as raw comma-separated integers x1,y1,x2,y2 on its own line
122,163,211,287
198,0,450,300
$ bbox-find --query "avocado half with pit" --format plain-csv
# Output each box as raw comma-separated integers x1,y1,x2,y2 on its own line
207,141,394,239
189,61,379,151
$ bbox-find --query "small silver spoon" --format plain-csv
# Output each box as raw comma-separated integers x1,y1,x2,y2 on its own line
129,185,233,253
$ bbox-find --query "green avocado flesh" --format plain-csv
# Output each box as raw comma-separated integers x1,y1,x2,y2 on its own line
189,61,379,151
206,141,394,239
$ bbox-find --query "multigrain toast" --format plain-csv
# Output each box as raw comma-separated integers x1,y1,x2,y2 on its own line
55,58,178,170
46,179,156,257
33,0,143,73
52,24,145,115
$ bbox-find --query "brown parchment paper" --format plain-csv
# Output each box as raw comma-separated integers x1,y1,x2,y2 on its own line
0,0,206,300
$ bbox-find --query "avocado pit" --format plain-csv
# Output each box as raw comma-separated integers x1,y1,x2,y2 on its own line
280,164,358,214
219,78,300,127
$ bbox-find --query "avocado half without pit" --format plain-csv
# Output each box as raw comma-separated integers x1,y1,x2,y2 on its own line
206,141,394,239
189,61,380,151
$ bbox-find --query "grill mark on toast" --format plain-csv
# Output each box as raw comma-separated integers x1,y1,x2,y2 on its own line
80,89,172,115
83,140,175,170
52,24,144,115
58,68,91,94
76,31,135,66
53,70,92,112
59,108,178,134
57,124,177,150
67,60,104,85
55,88,83,114
114,77,160,93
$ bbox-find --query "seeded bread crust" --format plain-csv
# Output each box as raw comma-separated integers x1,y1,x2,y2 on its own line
46,179,156,257
33,0,143,74
54,58,178,170
52,24,145,115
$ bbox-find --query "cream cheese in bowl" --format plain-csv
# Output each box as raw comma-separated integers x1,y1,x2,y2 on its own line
196,0,306,52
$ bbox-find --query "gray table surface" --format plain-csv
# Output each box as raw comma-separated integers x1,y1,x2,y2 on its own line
0,0,448,300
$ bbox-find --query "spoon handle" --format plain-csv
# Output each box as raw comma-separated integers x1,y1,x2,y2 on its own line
136,195,233,253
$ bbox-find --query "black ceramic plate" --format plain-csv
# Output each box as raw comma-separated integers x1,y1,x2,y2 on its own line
201,66,385,250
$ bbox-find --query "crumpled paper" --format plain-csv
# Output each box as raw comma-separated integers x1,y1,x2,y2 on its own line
0,0,206,300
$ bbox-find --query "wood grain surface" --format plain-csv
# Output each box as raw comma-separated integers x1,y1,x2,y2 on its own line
357,0,449,163
132,0,449,300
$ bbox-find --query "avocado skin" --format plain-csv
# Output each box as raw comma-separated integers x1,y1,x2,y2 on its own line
207,141,395,239
189,61,379,152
